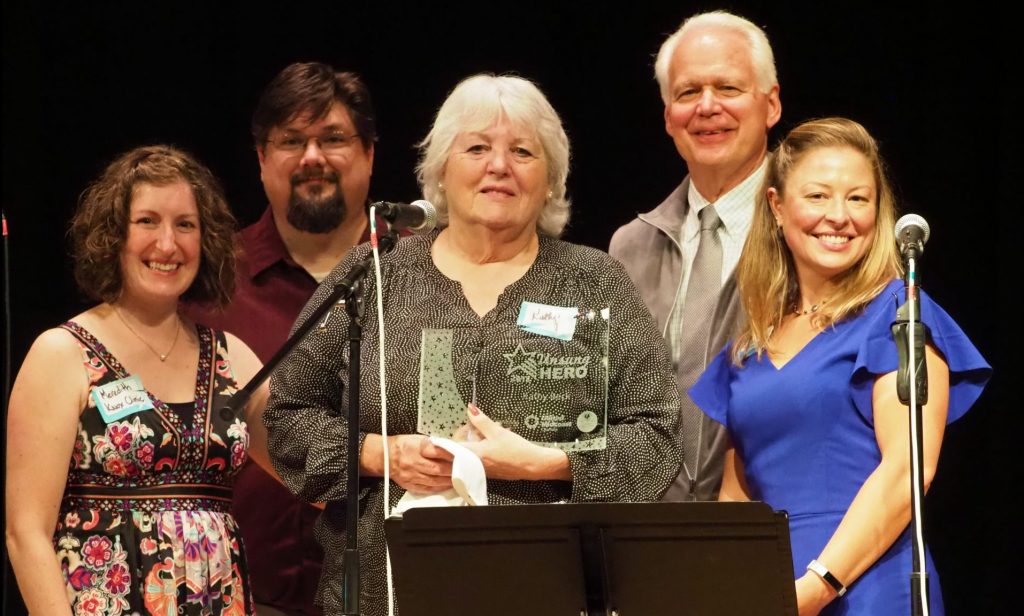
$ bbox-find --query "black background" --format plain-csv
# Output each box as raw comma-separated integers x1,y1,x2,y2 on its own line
2,1,1014,614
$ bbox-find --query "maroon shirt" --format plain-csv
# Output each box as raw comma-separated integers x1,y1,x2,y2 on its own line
182,207,378,615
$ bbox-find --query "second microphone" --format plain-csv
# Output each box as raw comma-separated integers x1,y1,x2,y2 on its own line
371,200,437,234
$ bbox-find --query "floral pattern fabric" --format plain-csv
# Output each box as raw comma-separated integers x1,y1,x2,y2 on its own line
55,321,253,615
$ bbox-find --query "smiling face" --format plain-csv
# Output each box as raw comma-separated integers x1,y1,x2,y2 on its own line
257,102,374,233
769,146,878,288
664,26,780,194
118,180,202,305
442,119,549,235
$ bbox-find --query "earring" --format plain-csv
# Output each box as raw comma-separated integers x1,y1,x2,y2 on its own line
547,190,554,200
438,182,445,192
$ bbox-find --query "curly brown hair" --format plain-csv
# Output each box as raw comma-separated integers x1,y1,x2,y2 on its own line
69,145,237,307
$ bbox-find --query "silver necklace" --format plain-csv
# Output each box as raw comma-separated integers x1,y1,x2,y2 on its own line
114,306,181,362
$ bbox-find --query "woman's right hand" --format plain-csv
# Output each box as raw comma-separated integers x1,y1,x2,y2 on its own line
387,434,455,494
6,328,88,616
360,433,454,494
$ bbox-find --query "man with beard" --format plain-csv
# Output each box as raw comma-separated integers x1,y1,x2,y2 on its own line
182,62,377,616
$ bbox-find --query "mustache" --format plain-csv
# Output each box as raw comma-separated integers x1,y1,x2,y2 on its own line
291,169,340,185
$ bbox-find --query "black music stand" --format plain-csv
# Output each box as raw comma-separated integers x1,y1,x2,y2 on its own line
385,501,797,616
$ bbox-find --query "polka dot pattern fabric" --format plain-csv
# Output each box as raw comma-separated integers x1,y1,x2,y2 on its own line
265,232,682,615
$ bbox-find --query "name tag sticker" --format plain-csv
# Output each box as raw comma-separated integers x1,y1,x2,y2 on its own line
517,301,578,341
91,376,154,423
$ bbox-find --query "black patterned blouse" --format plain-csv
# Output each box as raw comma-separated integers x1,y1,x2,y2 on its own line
265,232,681,615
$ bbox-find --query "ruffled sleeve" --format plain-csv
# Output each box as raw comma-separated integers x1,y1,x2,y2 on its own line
689,344,735,427
851,280,991,424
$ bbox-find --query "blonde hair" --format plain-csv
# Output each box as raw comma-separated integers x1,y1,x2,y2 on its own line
733,117,902,364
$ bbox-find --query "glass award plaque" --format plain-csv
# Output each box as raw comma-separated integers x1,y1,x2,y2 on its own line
417,307,609,452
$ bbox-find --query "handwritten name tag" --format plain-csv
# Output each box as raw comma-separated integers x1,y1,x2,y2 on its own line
517,301,579,341
91,376,154,423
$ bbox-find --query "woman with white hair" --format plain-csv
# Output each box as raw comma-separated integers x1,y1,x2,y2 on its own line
264,74,682,615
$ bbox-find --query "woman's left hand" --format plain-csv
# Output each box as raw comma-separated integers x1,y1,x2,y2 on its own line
456,404,571,481
795,572,835,616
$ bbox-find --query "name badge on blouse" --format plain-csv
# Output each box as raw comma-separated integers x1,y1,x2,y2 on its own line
516,301,579,341
91,376,155,423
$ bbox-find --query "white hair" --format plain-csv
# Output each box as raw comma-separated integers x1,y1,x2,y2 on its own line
416,74,571,237
654,10,778,104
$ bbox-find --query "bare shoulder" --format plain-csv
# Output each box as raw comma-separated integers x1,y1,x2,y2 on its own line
11,326,90,418
223,331,258,360
222,331,263,382
27,327,84,365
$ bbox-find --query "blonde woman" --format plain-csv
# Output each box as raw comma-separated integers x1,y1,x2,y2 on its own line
691,118,990,615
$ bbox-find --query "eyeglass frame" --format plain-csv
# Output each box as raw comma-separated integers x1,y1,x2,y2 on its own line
263,130,363,155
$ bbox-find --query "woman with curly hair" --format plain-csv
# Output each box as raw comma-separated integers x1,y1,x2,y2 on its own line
6,145,273,615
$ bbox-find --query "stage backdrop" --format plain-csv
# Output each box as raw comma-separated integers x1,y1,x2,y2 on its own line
2,2,1014,614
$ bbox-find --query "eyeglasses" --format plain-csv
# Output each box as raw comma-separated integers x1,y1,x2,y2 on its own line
265,131,361,154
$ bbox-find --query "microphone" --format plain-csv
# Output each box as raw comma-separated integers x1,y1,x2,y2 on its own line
371,200,437,234
894,213,930,259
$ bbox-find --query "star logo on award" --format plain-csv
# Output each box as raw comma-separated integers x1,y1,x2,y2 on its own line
503,344,539,381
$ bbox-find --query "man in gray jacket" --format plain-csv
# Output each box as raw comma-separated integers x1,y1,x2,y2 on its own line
609,10,781,501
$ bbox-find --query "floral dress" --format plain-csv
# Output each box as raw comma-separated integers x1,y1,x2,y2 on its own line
55,321,254,615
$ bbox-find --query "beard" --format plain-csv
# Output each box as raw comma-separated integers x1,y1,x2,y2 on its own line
286,168,348,233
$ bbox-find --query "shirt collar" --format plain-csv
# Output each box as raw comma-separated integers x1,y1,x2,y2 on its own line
685,158,767,233
241,206,383,280
241,207,297,279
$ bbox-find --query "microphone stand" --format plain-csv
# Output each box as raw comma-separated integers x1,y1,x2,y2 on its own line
222,229,400,616
891,247,930,616
2,212,13,612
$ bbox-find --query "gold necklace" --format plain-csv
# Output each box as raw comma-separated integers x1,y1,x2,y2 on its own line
794,298,829,316
114,306,181,362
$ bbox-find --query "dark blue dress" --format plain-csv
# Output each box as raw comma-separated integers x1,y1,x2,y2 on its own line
690,280,990,615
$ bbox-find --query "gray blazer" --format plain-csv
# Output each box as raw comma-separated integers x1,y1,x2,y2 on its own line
609,178,748,501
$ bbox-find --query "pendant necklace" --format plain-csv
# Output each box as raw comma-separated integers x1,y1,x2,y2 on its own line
114,306,181,362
